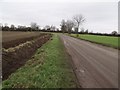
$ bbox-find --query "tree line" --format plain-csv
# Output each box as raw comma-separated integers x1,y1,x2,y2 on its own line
60,14,119,36
0,22,60,32
0,14,119,36
60,14,85,36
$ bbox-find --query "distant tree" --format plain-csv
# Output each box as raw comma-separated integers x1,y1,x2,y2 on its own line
18,25,22,29
36,25,39,30
50,25,56,31
111,31,118,35
10,24,15,30
4,23,8,27
18,25,26,29
11,24,15,28
60,19,67,33
80,27,85,33
74,27,78,33
30,22,39,31
66,20,74,34
73,14,85,37
85,29,88,34
3,23,9,31
56,28,59,31
45,25,51,31
17,25,27,31
0,23,2,31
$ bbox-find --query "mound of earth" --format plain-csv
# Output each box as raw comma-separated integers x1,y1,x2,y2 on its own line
2,34,52,80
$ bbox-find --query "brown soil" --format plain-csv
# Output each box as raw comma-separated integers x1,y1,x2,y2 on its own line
2,34,52,80
2,33,47,49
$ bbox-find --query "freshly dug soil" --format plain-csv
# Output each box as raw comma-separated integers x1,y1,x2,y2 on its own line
2,34,52,80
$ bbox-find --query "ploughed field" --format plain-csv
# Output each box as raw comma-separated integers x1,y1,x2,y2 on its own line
2,31,47,49
2,31,52,80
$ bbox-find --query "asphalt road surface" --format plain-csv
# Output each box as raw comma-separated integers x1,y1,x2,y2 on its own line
59,34,118,88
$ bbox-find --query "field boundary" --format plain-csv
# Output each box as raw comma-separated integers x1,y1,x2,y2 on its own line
69,34,119,50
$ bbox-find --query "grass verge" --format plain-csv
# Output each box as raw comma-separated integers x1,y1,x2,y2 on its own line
2,34,77,88
70,34,119,49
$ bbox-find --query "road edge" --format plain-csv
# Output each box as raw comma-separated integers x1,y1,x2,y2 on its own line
58,34,81,88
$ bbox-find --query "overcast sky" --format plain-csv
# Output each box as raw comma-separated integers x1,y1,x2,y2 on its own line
0,0,119,33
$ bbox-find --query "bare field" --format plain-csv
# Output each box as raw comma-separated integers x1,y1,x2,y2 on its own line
2,31,52,80
2,31,42,42
2,31,48,49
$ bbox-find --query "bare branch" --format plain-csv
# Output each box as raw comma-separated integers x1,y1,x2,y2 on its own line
73,14,85,27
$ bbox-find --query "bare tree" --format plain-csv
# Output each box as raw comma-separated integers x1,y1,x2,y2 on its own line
73,14,85,36
30,22,39,31
60,19,67,33
50,25,56,31
66,20,74,34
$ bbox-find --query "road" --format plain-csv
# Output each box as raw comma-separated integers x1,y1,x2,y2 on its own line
59,34,118,88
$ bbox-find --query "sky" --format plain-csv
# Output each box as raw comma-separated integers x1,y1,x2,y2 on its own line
0,0,119,33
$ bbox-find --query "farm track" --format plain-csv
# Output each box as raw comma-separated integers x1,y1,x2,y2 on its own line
2,32,52,80
59,34,118,88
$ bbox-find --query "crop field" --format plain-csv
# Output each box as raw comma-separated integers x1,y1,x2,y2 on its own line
2,31,52,80
71,34,119,49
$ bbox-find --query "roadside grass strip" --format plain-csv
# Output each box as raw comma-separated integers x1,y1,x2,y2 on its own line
71,34,119,49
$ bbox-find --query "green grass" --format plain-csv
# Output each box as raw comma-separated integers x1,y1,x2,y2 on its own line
2,34,77,88
70,34,119,49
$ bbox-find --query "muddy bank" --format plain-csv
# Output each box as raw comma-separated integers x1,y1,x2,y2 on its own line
2,34,52,80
